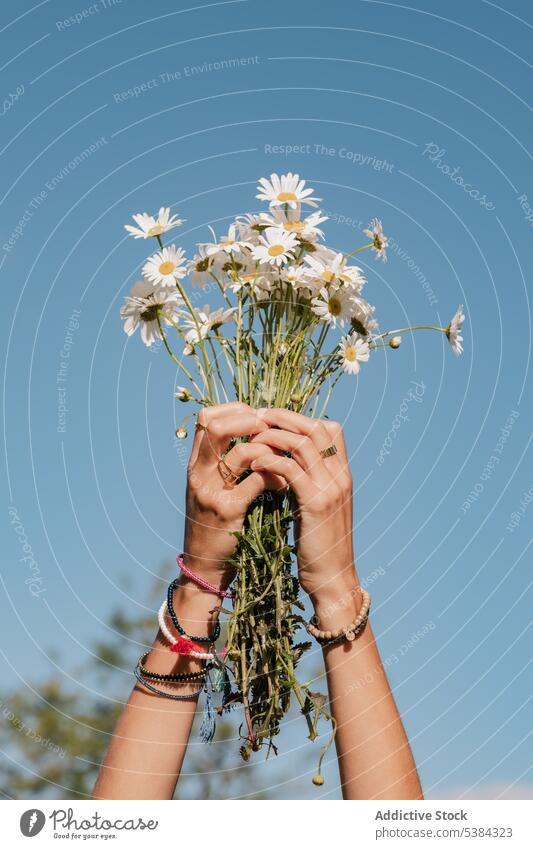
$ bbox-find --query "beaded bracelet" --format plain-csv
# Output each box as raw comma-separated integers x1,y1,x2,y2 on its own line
137,651,208,683
157,599,218,660
167,578,221,644
177,554,235,599
306,589,371,645
134,665,204,700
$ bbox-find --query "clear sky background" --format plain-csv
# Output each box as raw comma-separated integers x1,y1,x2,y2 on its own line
1,0,532,800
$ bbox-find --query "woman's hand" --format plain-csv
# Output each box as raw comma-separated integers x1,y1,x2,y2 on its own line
249,409,359,609
183,402,283,588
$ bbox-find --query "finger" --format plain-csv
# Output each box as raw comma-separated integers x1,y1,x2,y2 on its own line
322,420,349,471
222,441,280,475
220,442,287,492
256,407,324,437
250,454,314,505
190,402,251,465
256,407,342,469
196,411,269,468
233,470,287,510
251,428,331,486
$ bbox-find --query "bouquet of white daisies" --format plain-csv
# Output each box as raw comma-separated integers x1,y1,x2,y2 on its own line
120,172,465,778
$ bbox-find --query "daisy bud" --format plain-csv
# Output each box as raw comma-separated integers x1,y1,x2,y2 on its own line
183,344,194,356
175,386,191,402
290,393,302,405
175,427,188,439
389,336,402,349
312,773,325,786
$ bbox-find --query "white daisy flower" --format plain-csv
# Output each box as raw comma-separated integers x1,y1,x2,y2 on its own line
175,386,192,401
262,208,328,241
446,304,465,356
311,286,353,328
339,332,370,375
256,173,321,209
187,244,217,288
124,207,184,239
349,294,376,330
235,212,271,243
182,304,236,345
281,265,308,288
304,252,365,291
363,218,388,261
205,223,253,257
253,227,299,267
120,280,182,347
142,245,187,287
228,267,274,297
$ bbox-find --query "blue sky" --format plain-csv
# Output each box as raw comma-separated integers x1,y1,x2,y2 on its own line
1,0,532,799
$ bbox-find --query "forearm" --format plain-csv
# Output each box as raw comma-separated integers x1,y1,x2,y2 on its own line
93,579,218,800
313,571,423,800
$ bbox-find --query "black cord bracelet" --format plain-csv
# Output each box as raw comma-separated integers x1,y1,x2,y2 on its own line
134,665,204,700
167,578,221,644
137,651,208,683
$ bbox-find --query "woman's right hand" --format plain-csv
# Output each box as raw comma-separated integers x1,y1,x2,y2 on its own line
183,402,283,588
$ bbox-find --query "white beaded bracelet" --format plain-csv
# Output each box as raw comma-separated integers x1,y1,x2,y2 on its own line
157,599,217,660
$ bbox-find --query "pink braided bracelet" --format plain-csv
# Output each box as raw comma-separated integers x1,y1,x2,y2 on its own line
177,554,235,599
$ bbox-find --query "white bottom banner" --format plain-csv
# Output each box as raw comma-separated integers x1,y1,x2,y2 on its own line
3,799,531,848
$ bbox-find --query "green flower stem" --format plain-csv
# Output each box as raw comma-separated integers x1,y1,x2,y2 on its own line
377,324,446,338
206,337,226,403
235,292,245,401
208,270,233,308
344,242,373,259
173,279,217,401
155,317,207,400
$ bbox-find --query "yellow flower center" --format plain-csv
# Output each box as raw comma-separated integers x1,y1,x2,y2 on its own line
268,244,285,257
277,191,298,202
328,297,342,316
322,271,335,283
221,240,235,247
344,346,357,362
148,225,164,236
159,261,175,275
284,220,305,232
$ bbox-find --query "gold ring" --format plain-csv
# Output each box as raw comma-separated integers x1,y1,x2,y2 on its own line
320,444,338,459
195,421,208,433
217,458,240,487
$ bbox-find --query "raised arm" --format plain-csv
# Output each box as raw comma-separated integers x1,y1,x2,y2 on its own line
250,409,423,800
93,403,276,799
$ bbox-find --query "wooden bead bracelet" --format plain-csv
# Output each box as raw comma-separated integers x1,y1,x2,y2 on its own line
137,651,207,683
306,589,371,645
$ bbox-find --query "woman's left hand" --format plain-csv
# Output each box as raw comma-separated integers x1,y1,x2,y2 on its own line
249,409,358,607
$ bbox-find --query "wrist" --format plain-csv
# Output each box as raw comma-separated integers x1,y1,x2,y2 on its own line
181,550,234,591
310,569,363,631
